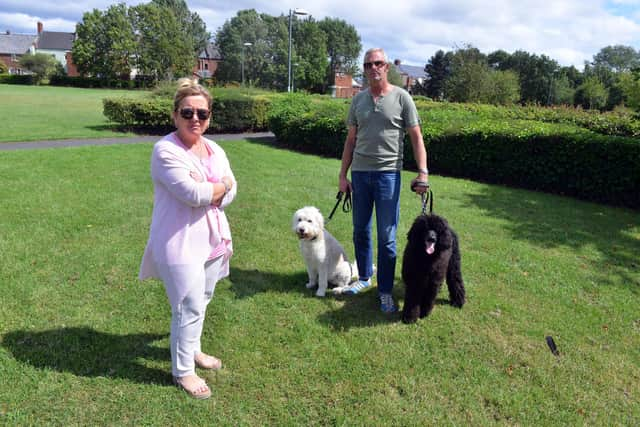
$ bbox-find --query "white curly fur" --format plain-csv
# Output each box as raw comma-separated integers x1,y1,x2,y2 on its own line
291,206,358,297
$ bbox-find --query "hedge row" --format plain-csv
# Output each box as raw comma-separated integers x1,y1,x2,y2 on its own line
50,75,158,89
268,96,640,209
414,98,640,138
103,92,271,132
0,75,35,85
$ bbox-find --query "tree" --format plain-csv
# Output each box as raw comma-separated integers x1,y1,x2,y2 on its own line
132,3,195,79
424,50,450,100
292,17,329,92
619,69,640,110
318,17,361,90
592,45,640,73
575,76,608,110
215,10,286,88
443,45,489,102
150,0,209,56
18,52,59,84
0,61,8,74
72,4,136,79
484,70,520,105
215,9,339,92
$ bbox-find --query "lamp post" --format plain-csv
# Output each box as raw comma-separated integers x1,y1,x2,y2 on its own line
288,8,309,92
241,42,252,87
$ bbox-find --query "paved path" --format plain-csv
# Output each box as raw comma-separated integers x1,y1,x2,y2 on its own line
0,131,275,151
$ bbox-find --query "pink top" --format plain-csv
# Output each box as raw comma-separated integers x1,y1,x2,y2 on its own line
138,132,236,306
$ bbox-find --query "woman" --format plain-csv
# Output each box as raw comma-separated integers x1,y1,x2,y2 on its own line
139,78,236,399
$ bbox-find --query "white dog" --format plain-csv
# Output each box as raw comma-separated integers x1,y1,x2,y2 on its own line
292,206,358,297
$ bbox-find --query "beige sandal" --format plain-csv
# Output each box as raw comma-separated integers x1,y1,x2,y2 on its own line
195,352,222,370
173,375,211,400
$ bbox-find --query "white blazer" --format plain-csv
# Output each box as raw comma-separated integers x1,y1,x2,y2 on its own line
139,132,236,306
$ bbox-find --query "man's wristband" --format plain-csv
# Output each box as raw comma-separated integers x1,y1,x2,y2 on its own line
418,167,429,175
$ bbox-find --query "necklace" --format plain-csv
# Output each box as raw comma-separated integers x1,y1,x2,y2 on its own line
197,140,207,164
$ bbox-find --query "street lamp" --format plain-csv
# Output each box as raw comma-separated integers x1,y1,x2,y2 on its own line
241,42,252,87
288,8,309,92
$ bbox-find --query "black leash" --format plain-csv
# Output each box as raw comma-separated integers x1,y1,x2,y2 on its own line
411,181,433,215
327,191,352,222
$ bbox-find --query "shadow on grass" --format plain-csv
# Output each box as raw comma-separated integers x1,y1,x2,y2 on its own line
464,185,640,292
228,267,454,330
2,327,170,385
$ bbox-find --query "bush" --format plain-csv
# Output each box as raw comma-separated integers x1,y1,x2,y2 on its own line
268,93,640,209
0,74,35,85
103,89,271,132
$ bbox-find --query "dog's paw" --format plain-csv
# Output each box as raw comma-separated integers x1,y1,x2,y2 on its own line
305,282,315,289
315,289,326,297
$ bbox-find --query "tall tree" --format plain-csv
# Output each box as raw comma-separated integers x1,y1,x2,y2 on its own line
72,4,136,79
317,18,361,90
131,3,195,79
151,0,209,55
619,68,640,110
575,76,608,109
292,17,329,92
424,49,450,100
443,45,489,102
592,45,640,72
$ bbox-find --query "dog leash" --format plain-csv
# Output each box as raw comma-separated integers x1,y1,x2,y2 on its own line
411,181,433,215
327,191,352,222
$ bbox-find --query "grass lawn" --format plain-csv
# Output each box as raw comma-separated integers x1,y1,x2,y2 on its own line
0,139,638,425
0,84,148,143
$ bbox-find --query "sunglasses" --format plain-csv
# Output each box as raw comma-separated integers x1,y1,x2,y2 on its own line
363,60,386,70
179,107,210,120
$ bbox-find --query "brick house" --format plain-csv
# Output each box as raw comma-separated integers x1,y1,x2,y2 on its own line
393,59,425,93
329,71,361,98
35,22,79,76
193,43,222,79
0,31,36,74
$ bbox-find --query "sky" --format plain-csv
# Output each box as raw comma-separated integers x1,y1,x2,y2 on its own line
1,0,640,70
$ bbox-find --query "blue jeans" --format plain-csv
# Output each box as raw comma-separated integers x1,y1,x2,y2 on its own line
351,171,400,294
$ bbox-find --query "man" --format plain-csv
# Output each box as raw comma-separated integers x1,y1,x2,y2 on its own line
338,47,428,313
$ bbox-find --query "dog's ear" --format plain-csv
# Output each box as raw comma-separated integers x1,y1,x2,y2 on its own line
313,207,324,229
433,216,453,249
407,216,427,244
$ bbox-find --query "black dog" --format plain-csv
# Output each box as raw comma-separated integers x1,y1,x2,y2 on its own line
401,214,465,324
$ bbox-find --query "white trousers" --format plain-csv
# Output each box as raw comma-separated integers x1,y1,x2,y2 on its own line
168,256,223,377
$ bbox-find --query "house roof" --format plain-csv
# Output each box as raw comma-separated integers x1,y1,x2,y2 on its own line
0,33,36,55
397,64,425,79
199,43,222,60
37,31,75,51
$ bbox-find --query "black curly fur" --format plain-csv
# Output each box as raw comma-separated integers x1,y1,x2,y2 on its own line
401,214,465,324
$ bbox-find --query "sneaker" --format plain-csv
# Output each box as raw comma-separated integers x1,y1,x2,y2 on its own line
342,279,372,295
379,293,397,313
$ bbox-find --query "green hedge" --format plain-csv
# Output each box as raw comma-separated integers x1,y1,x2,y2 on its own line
0,74,35,85
269,95,640,209
103,91,271,132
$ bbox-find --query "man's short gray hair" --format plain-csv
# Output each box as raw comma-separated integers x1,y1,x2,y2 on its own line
364,48,388,64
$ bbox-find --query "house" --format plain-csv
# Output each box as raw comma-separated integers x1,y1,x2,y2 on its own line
330,71,361,98
0,31,36,74
35,22,78,76
0,22,79,76
193,43,222,79
393,59,425,93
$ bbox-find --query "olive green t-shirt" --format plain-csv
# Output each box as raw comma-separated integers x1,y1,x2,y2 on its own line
346,86,420,171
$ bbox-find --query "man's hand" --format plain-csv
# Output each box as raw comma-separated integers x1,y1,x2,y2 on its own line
410,176,429,194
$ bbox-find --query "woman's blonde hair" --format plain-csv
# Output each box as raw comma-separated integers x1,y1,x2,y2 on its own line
173,78,212,111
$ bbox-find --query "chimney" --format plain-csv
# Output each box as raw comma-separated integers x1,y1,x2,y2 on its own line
37,21,43,34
